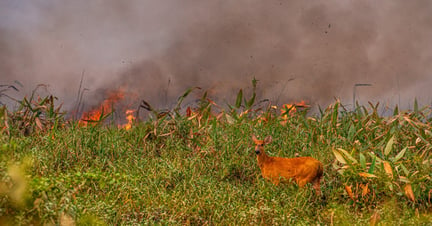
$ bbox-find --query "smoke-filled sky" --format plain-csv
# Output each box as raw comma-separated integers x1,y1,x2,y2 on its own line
1,0,432,111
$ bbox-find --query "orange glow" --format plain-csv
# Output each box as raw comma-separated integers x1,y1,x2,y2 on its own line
79,89,125,126
120,109,136,130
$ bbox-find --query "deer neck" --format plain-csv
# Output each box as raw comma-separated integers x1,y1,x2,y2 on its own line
257,151,272,168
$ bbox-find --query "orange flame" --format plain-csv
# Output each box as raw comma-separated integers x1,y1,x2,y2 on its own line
120,109,136,130
79,90,125,126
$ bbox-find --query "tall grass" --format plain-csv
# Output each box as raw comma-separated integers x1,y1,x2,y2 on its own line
0,88,431,225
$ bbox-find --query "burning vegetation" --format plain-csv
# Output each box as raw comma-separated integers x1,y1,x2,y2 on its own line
79,90,125,126
78,89,136,130
0,84,431,225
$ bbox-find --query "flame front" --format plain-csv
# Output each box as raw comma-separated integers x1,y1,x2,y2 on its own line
79,90,125,126
121,109,136,130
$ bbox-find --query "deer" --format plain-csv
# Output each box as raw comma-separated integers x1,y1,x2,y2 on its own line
252,135,323,195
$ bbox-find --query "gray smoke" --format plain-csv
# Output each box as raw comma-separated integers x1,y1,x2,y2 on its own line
1,0,432,112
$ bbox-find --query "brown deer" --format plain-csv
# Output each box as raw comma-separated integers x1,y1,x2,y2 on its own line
252,135,323,195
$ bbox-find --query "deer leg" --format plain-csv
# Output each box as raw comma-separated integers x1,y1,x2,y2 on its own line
312,177,321,196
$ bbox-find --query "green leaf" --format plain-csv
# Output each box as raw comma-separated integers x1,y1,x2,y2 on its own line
318,105,324,118
175,87,200,111
201,91,208,101
399,176,411,183
251,77,258,90
331,101,339,127
338,148,358,164
246,93,256,109
393,147,407,162
235,89,243,109
384,135,395,156
348,125,356,140
399,163,409,176
368,155,376,174
359,153,366,169
332,148,347,164
332,161,345,174
393,105,399,116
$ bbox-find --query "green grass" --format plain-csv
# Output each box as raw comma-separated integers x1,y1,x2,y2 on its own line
0,95,431,225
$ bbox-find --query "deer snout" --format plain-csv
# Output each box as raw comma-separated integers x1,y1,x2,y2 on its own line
255,148,261,155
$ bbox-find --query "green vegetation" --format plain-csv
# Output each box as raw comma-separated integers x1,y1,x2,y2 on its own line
0,86,431,225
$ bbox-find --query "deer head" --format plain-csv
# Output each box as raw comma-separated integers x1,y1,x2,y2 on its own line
252,135,272,155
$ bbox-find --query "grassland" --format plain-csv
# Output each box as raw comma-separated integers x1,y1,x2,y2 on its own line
0,88,431,225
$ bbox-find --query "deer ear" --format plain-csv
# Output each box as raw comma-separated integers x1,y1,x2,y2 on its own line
252,135,258,142
264,136,272,144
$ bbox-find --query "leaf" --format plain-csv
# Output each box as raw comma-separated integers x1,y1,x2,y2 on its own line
345,185,355,200
251,77,258,89
225,114,234,125
359,172,377,178
383,161,393,178
359,153,366,169
393,105,399,116
331,100,339,127
332,161,345,174
361,183,369,197
35,117,43,131
175,87,200,111
348,125,356,140
384,135,395,156
246,93,256,109
338,148,358,164
332,149,347,164
235,89,243,108
393,147,407,162
388,183,394,192
399,163,409,176
368,155,376,174
404,184,415,202
399,176,411,183
318,105,324,118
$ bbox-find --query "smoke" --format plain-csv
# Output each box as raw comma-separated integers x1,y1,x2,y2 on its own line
1,0,432,112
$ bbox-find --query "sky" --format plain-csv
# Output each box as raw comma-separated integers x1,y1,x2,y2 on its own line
1,0,432,113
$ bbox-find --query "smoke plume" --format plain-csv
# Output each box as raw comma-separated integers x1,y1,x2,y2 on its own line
1,0,432,112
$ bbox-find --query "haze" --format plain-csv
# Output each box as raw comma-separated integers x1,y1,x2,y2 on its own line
1,0,432,112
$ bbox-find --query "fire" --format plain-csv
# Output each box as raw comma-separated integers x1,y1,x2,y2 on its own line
78,88,137,129
79,90,125,126
121,109,136,130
